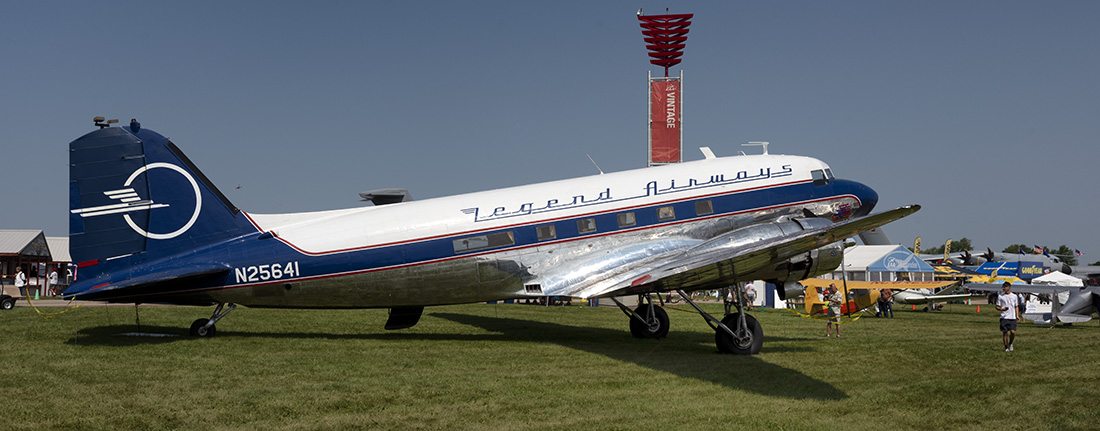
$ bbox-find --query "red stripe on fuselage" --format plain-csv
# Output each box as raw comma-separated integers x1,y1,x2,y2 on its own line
100,193,860,303
250,180,839,257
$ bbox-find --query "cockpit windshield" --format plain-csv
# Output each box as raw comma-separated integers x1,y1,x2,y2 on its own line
811,169,832,186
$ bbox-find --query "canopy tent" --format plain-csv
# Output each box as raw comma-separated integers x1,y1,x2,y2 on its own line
827,245,936,282
1031,271,1084,287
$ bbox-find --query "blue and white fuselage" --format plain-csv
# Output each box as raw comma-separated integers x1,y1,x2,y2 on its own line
65,122,916,351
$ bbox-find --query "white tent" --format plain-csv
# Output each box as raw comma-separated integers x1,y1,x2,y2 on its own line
1031,271,1083,287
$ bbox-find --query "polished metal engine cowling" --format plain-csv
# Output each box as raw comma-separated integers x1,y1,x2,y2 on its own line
704,216,844,300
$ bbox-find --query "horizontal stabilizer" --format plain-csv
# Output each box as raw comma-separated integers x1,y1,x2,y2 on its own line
1022,312,1053,325
64,263,230,301
1055,313,1093,324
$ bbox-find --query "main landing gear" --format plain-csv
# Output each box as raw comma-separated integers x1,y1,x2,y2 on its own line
189,303,236,337
612,288,763,355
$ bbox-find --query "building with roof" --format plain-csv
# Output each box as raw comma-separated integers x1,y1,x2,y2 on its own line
819,244,936,282
1,230,71,296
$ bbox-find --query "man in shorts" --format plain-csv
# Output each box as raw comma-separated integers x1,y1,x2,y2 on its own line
995,282,1020,352
825,284,842,338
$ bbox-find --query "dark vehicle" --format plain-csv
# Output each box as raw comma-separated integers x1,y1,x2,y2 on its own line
0,294,16,310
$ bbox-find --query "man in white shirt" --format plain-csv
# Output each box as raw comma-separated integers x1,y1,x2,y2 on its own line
14,266,27,296
994,282,1020,352
48,268,59,296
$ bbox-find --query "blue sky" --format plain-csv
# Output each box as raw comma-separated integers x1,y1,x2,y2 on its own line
2,2,1098,263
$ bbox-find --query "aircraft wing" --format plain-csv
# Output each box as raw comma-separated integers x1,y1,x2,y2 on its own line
569,205,920,299
1052,313,1093,323
963,283,1079,294
798,279,957,291
891,291,977,305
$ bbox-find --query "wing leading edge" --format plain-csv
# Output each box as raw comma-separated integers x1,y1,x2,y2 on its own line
569,205,920,299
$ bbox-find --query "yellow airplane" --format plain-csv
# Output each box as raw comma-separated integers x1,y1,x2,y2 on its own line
799,279,961,315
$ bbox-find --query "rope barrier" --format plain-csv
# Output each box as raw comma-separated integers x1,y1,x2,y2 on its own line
23,296,85,319
783,307,868,325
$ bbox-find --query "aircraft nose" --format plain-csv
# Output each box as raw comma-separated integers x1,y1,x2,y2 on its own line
851,181,878,217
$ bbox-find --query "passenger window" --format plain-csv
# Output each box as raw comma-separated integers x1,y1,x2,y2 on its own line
658,206,675,221
577,218,597,234
617,212,636,228
695,200,713,216
453,231,515,253
536,225,556,241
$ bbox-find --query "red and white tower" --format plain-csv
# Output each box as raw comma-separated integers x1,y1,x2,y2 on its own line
639,11,693,166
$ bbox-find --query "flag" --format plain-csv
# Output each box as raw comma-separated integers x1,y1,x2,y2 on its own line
1075,249,1084,257
1042,249,1050,258
1033,245,1043,254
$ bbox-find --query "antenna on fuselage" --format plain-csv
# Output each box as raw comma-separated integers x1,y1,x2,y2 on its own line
586,154,604,175
742,141,770,155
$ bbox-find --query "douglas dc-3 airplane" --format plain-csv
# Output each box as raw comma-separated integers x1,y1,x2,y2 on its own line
64,119,918,354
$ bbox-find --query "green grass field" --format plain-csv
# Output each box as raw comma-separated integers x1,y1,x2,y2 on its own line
2,301,1098,430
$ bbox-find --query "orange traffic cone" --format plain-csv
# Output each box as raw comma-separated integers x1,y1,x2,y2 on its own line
976,305,980,313
912,304,916,311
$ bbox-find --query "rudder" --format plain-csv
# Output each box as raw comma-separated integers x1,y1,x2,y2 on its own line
69,124,255,266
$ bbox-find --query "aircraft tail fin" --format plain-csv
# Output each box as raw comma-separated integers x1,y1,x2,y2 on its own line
858,228,892,246
66,123,256,297
802,285,827,315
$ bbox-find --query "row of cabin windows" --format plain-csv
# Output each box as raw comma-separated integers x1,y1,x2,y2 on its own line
454,199,716,253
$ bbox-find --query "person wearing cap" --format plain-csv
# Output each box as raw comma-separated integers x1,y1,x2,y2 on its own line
825,284,842,338
994,282,1020,352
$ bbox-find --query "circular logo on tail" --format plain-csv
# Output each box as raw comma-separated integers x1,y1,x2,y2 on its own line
71,162,202,240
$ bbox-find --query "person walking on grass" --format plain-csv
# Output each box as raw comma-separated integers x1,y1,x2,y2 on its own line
995,282,1020,352
826,284,842,338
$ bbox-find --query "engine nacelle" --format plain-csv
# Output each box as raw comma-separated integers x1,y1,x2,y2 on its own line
707,216,845,300
773,242,844,300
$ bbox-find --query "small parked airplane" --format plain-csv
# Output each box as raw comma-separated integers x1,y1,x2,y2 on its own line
799,279,966,315
917,241,1071,275
64,119,918,354
964,282,1098,325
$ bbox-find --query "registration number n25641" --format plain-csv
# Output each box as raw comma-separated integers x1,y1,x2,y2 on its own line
234,262,300,283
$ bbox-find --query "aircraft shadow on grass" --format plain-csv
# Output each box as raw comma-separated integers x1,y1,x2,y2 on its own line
429,312,845,400
64,312,844,400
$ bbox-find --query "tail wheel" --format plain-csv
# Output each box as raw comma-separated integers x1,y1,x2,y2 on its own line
716,313,763,355
189,318,217,337
629,305,670,339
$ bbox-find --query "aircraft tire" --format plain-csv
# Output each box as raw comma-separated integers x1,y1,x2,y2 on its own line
629,305,669,339
1,297,14,310
716,313,763,355
189,318,217,337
